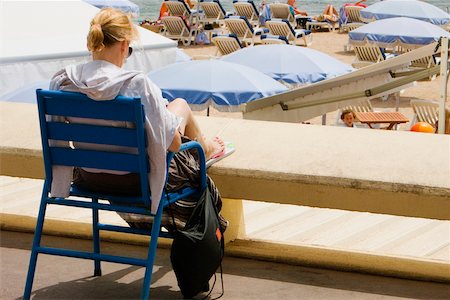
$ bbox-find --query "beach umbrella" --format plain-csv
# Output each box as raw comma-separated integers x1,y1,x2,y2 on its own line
147,60,288,112
0,80,50,104
348,17,450,48
221,44,353,85
175,48,192,63
83,0,140,17
360,0,450,26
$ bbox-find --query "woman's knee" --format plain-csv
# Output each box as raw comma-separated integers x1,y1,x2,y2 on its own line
167,98,192,116
172,98,189,108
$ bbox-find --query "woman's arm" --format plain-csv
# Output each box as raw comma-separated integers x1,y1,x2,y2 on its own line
168,130,182,152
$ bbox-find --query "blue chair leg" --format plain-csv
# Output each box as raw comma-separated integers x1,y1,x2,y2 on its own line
23,191,49,300
140,207,163,300
92,197,102,276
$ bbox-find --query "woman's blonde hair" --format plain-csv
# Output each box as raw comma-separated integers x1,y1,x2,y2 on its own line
87,8,138,53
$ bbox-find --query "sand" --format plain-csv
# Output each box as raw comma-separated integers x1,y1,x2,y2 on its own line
177,30,446,130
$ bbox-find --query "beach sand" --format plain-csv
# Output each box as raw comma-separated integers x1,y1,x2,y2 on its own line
178,30,444,130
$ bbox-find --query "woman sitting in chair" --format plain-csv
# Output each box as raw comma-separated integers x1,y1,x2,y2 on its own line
49,8,228,231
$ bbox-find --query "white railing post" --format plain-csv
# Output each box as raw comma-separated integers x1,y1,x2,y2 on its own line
438,37,449,134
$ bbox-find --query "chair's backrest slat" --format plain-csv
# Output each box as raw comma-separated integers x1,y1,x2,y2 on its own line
50,148,141,173
41,91,138,122
47,122,138,147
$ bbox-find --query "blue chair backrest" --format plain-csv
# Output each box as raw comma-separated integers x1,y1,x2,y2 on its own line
36,89,151,206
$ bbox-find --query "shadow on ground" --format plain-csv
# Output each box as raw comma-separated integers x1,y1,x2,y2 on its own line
2,231,449,299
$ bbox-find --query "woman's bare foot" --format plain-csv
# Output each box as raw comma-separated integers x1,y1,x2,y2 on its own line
205,136,225,160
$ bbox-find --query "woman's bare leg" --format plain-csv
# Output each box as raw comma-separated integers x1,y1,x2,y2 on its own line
167,98,224,159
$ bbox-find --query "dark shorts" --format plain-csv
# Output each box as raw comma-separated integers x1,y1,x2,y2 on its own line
72,137,227,231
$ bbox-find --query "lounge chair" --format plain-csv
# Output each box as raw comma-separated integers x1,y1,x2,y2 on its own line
410,99,439,126
212,33,244,55
306,20,338,32
164,0,198,24
395,46,439,80
266,19,312,46
340,6,365,33
233,0,260,27
269,3,300,28
351,44,396,68
161,16,198,46
224,16,269,46
260,34,289,45
198,0,232,28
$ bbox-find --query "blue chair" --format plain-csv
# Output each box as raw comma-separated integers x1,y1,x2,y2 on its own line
23,89,207,299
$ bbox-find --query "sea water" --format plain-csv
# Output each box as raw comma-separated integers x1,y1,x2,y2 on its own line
133,0,450,21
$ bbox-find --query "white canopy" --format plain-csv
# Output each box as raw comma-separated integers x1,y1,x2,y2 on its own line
0,0,177,96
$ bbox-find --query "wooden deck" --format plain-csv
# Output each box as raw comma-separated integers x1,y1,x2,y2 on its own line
242,200,449,263
2,175,448,265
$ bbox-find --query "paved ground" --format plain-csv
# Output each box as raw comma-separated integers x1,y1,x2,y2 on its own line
2,231,450,300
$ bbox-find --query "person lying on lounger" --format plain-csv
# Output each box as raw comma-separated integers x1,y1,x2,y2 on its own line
313,4,339,23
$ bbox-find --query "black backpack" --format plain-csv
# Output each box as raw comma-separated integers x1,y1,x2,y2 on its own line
170,187,224,299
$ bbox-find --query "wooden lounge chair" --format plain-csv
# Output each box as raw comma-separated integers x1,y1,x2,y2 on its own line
233,0,260,27
306,20,337,32
162,16,198,46
410,99,439,126
340,6,365,33
198,0,231,28
269,3,299,28
266,19,312,46
395,46,439,80
224,16,269,46
212,33,244,55
351,44,395,68
164,0,198,24
260,34,289,45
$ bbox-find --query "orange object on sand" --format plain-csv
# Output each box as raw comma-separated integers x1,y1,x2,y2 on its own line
410,122,435,133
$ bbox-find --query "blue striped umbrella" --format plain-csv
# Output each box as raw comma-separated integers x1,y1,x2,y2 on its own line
360,0,450,25
148,60,288,112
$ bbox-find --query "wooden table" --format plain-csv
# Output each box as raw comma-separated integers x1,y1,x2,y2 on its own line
355,112,409,130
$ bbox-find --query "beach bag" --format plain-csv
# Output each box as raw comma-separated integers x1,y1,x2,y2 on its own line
170,187,224,299
195,30,210,45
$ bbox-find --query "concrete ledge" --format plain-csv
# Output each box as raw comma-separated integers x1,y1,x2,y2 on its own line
0,213,173,249
2,212,449,284
227,239,450,283
1,101,449,220
211,172,450,220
